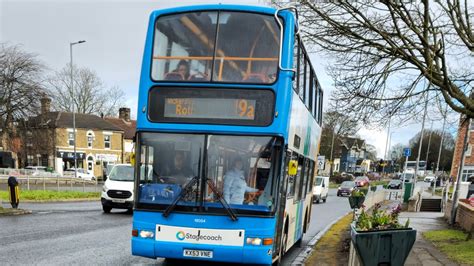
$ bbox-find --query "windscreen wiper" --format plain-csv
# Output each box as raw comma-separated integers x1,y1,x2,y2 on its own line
162,176,199,218
206,178,238,221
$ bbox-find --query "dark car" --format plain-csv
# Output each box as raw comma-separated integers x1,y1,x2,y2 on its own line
337,181,356,197
387,179,402,189
354,176,370,187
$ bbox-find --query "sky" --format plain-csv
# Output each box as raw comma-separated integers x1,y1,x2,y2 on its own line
0,0,460,158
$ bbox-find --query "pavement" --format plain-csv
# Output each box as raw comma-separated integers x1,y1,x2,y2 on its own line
399,212,459,266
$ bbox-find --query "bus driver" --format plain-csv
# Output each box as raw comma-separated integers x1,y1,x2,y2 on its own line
223,157,260,205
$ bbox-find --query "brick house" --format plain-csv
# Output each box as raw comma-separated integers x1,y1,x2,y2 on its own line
20,98,124,178
104,108,136,164
450,116,474,182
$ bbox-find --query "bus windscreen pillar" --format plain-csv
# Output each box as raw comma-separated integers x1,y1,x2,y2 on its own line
8,176,20,208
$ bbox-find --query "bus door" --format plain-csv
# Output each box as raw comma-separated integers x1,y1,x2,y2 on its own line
273,150,291,258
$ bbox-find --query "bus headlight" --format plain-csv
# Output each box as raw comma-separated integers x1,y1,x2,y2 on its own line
139,230,155,238
246,237,262,245
102,185,108,192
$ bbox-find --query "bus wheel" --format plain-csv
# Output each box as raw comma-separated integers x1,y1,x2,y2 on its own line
323,197,327,203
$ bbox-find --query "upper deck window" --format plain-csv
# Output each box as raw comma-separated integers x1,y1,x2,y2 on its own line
152,11,280,84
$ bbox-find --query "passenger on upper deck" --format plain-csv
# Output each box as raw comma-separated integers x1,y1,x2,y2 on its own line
174,60,190,80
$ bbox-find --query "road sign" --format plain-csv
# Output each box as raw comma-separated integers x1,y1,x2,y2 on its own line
318,156,325,170
403,148,411,157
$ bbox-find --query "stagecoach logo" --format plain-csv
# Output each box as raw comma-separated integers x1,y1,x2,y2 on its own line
175,230,223,242
157,225,244,246
176,231,186,240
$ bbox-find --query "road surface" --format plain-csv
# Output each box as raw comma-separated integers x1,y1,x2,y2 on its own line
0,188,350,265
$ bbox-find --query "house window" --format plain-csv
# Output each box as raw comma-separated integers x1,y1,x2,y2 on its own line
104,135,111,149
68,132,74,146
86,131,95,148
350,149,356,157
461,167,474,182
466,145,472,157
26,131,33,147
27,155,33,166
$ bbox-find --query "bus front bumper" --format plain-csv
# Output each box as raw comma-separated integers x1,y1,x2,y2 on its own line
132,238,274,265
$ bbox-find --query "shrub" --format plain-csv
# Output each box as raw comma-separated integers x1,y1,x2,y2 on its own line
331,173,353,184
355,203,410,231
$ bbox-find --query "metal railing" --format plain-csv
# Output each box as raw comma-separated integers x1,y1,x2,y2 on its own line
0,174,101,192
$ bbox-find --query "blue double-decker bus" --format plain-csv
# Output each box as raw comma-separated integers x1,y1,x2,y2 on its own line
131,4,324,265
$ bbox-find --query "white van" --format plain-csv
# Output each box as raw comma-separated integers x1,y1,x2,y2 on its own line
313,176,329,203
101,164,135,213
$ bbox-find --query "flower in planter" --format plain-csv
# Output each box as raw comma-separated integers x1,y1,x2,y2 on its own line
355,203,409,231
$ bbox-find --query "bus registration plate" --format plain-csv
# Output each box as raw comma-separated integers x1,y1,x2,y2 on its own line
183,249,213,258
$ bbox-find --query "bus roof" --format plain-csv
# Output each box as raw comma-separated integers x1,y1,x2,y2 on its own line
149,4,278,18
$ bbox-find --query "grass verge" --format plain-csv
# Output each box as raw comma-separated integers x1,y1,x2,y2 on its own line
423,229,474,265
0,190,100,201
370,180,389,187
306,213,353,265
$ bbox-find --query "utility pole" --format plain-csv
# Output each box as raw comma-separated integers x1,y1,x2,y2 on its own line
425,121,434,172
414,91,429,192
451,117,470,225
329,128,336,177
382,114,392,175
435,107,447,174
70,40,86,179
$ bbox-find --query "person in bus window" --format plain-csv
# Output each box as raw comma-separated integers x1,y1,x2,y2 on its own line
165,152,193,184
174,60,190,80
223,157,260,204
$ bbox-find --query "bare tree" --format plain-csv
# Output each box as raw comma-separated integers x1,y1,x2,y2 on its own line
319,109,360,175
365,143,377,161
0,43,45,150
299,0,474,125
47,64,125,117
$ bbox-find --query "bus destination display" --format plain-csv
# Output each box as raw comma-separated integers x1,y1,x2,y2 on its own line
164,98,256,120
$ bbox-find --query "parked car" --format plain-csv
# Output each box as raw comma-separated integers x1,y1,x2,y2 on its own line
337,181,356,197
25,166,61,177
354,176,370,187
424,175,436,183
312,176,329,203
341,172,355,180
64,168,95,181
387,179,402,189
101,164,134,213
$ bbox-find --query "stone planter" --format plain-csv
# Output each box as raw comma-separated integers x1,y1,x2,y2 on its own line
350,223,416,266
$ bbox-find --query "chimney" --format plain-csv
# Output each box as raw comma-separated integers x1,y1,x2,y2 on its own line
119,107,130,121
40,97,51,115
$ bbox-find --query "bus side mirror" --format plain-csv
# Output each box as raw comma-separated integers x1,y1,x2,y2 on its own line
288,160,298,176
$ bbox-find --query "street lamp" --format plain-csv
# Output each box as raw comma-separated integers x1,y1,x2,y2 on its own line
70,40,86,179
